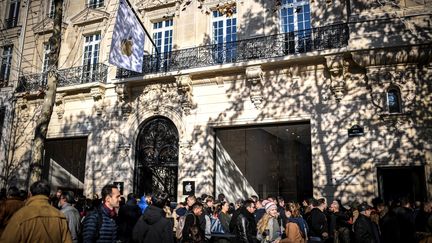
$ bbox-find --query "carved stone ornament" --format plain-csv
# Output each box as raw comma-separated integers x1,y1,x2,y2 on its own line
142,83,180,114
138,0,177,10
176,75,194,115
118,144,131,158
90,87,105,116
179,140,192,156
245,65,264,109
325,55,350,102
55,93,66,119
70,8,109,27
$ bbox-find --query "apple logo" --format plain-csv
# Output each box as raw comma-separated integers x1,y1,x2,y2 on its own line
121,37,133,57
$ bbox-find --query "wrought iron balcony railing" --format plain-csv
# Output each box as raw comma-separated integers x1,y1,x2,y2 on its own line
86,0,104,9
117,23,349,78
16,63,108,92
4,17,18,29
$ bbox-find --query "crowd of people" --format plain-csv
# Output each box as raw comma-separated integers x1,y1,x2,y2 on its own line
0,180,431,243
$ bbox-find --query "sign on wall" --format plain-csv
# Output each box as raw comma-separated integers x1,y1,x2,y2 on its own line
348,125,364,137
183,181,195,195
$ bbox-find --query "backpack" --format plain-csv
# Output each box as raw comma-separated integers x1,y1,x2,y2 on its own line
210,215,225,234
176,212,191,239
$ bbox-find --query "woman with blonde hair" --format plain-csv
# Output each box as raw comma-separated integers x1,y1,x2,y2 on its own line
280,202,309,243
257,202,282,243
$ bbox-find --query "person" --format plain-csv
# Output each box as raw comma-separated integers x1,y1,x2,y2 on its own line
257,201,282,243
132,192,174,243
0,180,72,243
82,184,121,242
138,193,152,214
0,186,25,236
377,201,400,243
307,198,328,243
117,193,142,243
230,199,257,243
353,203,380,243
394,198,416,243
216,201,232,243
182,202,206,243
280,202,308,243
328,200,350,243
52,188,63,209
255,200,268,223
59,191,81,243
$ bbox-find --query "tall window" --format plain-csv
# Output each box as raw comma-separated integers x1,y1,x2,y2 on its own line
87,0,104,8
280,0,311,53
0,45,13,83
387,87,402,113
6,0,20,28
82,34,101,82
48,0,55,18
0,107,5,140
212,10,237,63
42,43,51,84
153,19,173,68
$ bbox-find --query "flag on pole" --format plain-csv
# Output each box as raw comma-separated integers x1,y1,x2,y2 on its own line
109,0,145,73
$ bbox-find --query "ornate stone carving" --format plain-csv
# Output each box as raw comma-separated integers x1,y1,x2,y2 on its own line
70,8,109,27
176,75,194,115
138,0,177,10
118,144,131,158
55,93,66,119
179,140,192,156
325,55,350,102
90,87,105,116
246,65,264,108
115,83,132,118
142,83,180,115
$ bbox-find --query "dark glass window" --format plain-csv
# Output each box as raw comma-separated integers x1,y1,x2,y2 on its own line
0,107,5,140
5,0,20,28
387,88,402,113
87,0,104,8
0,45,13,83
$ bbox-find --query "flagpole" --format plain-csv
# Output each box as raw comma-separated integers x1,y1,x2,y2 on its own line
122,0,159,55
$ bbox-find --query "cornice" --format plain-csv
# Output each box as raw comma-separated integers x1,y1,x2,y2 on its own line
137,0,177,11
33,17,68,35
70,8,109,26
1,26,22,40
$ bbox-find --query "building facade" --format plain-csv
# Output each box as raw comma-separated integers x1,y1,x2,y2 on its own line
1,0,431,204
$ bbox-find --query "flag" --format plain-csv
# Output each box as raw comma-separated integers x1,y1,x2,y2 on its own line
109,0,145,73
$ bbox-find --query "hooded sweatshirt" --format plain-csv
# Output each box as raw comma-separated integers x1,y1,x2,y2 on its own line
131,205,174,243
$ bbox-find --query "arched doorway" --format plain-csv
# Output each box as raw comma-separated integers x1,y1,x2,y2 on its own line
135,117,179,199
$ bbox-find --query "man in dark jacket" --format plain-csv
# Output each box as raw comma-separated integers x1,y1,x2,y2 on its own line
82,184,121,243
0,186,25,236
132,192,174,243
353,204,380,243
307,198,328,243
230,199,257,243
117,193,142,243
182,202,205,243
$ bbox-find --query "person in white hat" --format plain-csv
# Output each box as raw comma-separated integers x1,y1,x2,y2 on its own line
257,202,282,243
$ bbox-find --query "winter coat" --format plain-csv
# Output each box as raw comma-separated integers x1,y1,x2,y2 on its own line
82,205,118,243
257,217,281,243
353,214,380,243
230,207,257,243
117,201,141,243
307,208,328,238
0,196,25,236
379,209,401,243
280,222,306,243
60,203,81,243
0,195,72,243
182,213,205,243
131,205,174,243
394,206,416,243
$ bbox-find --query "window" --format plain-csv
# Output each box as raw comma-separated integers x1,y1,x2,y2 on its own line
48,0,55,18
82,34,101,82
280,0,311,53
5,0,20,28
153,19,173,68
42,43,51,84
0,107,5,140
0,45,13,83
387,87,402,113
212,10,237,63
87,0,104,8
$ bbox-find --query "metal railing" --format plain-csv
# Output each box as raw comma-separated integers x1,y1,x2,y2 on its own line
117,23,349,78
86,0,104,8
16,63,108,92
4,17,18,29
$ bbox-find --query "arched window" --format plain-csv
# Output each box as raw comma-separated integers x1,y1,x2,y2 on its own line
387,87,402,113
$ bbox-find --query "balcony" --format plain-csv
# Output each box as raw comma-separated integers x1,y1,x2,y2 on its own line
117,23,349,78
4,17,18,29
16,63,108,92
86,0,104,8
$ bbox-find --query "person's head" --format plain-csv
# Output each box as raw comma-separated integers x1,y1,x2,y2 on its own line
56,189,62,198
277,196,285,207
359,203,373,217
235,199,244,209
400,197,411,208
217,193,225,203
423,202,432,213
7,186,20,198
187,195,196,207
152,192,169,208
205,196,214,208
220,201,229,213
101,184,121,209
330,200,340,212
250,195,258,203
244,199,256,214
30,180,50,197
191,202,203,216
265,201,278,217
313,198,326,211
59,191,75,207
256,199,263,209
285,202,301,218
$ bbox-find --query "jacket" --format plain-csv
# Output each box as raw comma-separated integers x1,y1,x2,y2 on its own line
353,214,380,243
307,208,328,238
117,200,142,243
82,205,118,243
132,205,174,243
182,213,205,243
0,195,72,243
230,207,257,243
60,202,81,243
280,222,306,243
0,196,25,236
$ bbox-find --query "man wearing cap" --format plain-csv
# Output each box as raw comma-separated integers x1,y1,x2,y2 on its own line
59,191,81,243
353,203,381,243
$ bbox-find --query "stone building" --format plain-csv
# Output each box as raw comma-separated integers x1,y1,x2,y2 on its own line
1,0,431,204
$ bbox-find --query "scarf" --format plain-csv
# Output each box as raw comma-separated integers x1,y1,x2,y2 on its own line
287,217,309,238
103,204,117,218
